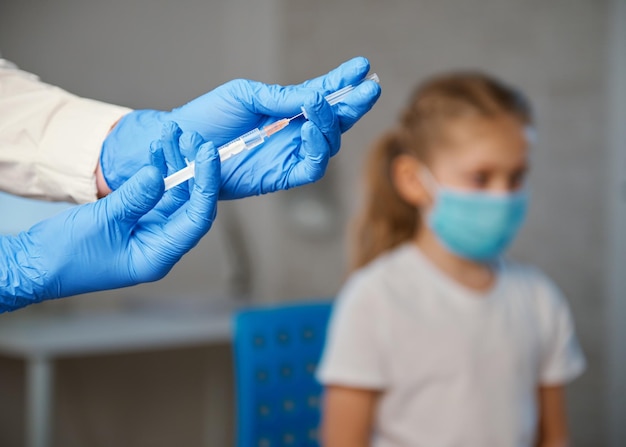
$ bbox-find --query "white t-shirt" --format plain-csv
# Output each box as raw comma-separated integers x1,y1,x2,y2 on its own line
317,243,585,447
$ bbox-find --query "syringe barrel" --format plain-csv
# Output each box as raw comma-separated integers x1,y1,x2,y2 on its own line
241,128,266,147
218,128,265,161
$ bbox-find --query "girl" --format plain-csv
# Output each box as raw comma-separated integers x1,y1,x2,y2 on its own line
317,72,585,447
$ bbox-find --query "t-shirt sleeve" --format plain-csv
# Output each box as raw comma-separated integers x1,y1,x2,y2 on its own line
535,272,586,385
0,58,131,203
317,273,389,390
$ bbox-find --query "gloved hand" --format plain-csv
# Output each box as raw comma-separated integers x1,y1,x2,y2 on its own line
101,56,381,199
0,124,219,312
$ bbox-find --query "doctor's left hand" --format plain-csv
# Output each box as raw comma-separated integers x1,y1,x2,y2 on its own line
0,130,219,312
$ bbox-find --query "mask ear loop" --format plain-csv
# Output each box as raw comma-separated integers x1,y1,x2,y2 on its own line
418,166,439,195
416,166,442,214
524,125,537,146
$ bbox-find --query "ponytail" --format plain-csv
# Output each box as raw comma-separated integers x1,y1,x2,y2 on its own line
349,129,419,271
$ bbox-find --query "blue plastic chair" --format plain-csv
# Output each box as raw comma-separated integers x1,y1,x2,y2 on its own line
233,301,333,447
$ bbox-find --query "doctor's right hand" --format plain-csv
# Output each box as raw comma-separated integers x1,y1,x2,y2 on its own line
0,128,220,313
100,57,381,199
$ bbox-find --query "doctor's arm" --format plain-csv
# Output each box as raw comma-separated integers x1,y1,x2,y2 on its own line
0,57,379,203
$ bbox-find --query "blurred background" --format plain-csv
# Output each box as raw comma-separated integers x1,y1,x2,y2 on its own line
0,0,624,446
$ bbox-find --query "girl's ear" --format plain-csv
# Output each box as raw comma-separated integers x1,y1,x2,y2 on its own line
391,155,433,207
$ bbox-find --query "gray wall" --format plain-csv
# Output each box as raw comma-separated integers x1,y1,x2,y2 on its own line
607,0,626,443
0,0,617,446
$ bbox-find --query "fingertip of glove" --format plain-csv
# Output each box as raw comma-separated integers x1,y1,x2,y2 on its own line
360,80,382,105
112,166,164,219
306,91,324,106
179,131,192,146
338,56,370,80
132,166,164,199
303,91,328,118
180,131,205,149
161,121,182,138
368,79,382,97
207,142,219,160
348,82,382,118
349,56,370,72
149,141,168,175
195,141,215,159
149,140,162,154
301,121,331,160
192,142,220,203
301,120,317,136
146,164,166,182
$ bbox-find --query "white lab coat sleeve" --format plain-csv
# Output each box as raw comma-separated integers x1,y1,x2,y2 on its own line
0,58,132,203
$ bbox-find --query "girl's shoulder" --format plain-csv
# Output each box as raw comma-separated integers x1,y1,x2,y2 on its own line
498,258,569,311
337,244,426,307
347,243,418,286
499,258,556,288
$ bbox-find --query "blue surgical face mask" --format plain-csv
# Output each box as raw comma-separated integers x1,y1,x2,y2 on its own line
421,170,528,262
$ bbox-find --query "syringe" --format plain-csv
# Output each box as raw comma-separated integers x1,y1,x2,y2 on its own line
163,73,380,191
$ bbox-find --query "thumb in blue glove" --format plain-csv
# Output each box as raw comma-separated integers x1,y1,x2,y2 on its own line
0,125,220,312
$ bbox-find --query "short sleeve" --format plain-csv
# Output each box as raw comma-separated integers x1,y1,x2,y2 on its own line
535,273,586,385
317,273,389,389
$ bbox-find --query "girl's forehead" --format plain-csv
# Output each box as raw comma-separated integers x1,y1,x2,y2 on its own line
444,114,527,143
432,115,530,167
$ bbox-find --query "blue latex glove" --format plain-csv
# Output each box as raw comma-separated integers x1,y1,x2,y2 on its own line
0,124,220,313
101,56,381,199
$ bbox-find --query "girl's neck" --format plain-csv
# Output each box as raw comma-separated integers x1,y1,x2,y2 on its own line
413,226,495,293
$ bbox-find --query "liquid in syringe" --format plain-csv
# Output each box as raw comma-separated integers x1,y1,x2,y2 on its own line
219,117,293,162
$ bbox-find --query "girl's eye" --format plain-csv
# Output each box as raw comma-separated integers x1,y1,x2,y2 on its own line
509,170,528,190
469,172,489,188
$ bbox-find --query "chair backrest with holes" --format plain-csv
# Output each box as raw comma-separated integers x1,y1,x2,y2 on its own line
233,301,334,447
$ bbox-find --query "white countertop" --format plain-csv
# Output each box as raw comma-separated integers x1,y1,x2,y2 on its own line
0,299,240,358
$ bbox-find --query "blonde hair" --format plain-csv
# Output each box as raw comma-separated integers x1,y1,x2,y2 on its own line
349,72,533,271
